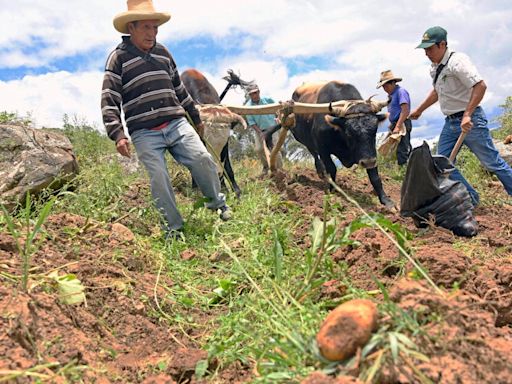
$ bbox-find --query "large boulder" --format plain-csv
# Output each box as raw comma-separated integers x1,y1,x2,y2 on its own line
0,125,79,209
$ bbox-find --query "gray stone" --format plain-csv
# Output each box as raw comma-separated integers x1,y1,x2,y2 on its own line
494,139,512,166
0,125,79,209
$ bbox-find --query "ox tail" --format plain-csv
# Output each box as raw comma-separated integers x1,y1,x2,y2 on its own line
219,83,232,102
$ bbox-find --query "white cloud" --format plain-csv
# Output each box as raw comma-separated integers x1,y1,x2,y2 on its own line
1,0,511,144
0,71,104,129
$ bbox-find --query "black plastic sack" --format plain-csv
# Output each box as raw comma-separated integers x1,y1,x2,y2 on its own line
400,142,478,237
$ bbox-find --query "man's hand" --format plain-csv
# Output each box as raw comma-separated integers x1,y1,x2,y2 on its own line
250,124,264,139
409,109,422,120
196,122,205,139
116,138,131,158
392,124,404,134
461,115,473,133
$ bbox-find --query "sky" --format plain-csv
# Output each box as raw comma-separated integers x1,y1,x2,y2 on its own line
1,0,512,147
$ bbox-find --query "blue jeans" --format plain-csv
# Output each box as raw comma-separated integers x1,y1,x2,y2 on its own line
437,107,512,205
130,117,226,232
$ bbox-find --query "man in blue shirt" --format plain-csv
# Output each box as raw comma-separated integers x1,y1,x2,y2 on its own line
245,83,283,175
377,70,413,165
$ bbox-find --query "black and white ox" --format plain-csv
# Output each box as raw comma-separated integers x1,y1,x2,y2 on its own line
278,81,393,207
181,69,247,198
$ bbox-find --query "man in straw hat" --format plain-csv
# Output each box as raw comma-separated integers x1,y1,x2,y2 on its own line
244,83,283,175
101,0,231,241
377,70,413,166
409,26,512,206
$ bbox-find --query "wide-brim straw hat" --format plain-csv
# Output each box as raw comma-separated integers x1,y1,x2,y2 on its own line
113,0,171,34
376,70,402,89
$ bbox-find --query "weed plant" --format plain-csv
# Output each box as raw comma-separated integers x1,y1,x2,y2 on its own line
2,121,494,383
54,127,425,382
495,96,512,139
1,193,56,291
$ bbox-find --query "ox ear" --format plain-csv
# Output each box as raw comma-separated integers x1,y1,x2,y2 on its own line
324,114,345,130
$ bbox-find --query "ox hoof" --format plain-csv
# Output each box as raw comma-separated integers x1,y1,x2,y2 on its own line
218,205,232,221
381,197,396,210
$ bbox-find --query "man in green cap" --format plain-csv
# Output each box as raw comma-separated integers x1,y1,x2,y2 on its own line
410,26,512,206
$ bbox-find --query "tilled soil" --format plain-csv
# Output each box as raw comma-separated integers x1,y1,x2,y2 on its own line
281,168,512,384
1,167,511,383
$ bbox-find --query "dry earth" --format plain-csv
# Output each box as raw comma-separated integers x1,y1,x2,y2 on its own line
1,167,511,383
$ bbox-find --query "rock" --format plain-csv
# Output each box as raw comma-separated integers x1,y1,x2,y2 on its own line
0,125,78,209
109,223,135,243
494,139,512,166
209,250,230,262
180,250,197,261
111,152,140,174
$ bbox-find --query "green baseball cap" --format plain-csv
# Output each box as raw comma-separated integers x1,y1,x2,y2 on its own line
416,26,447,48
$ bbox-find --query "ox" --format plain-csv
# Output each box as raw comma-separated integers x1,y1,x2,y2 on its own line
283,81,393,207
181,69,246,198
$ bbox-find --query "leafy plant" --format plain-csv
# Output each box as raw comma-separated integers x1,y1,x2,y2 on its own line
297,215,339,299
1,193,56,291
271,228,285,282
209,278,238,305
495,96,512,139
0,110,32,126
48,271,86,305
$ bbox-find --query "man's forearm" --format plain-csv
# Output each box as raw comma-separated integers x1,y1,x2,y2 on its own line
464,80,486,117
251,124,263,135
396,105,410,126
417,89,438,114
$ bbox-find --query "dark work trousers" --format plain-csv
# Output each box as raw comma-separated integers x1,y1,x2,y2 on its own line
390,119,412,165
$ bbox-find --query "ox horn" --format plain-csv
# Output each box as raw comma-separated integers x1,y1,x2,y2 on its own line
330,101,357,117
366,95,389,113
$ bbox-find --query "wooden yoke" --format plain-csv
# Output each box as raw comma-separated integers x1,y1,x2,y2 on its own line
224,99,359,116
224,98,388,173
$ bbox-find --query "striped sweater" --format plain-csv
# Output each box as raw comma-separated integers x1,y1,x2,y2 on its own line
101,36,201,143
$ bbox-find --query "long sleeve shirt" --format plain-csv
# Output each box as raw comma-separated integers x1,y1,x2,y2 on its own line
101,36,201,142
246,97,277,131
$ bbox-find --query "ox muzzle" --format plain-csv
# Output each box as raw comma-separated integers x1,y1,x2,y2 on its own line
359,158,377,169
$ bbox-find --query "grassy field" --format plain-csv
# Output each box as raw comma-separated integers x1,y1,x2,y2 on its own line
1,110,511,383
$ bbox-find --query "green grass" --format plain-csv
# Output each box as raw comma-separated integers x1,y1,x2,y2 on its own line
2,109,512,383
